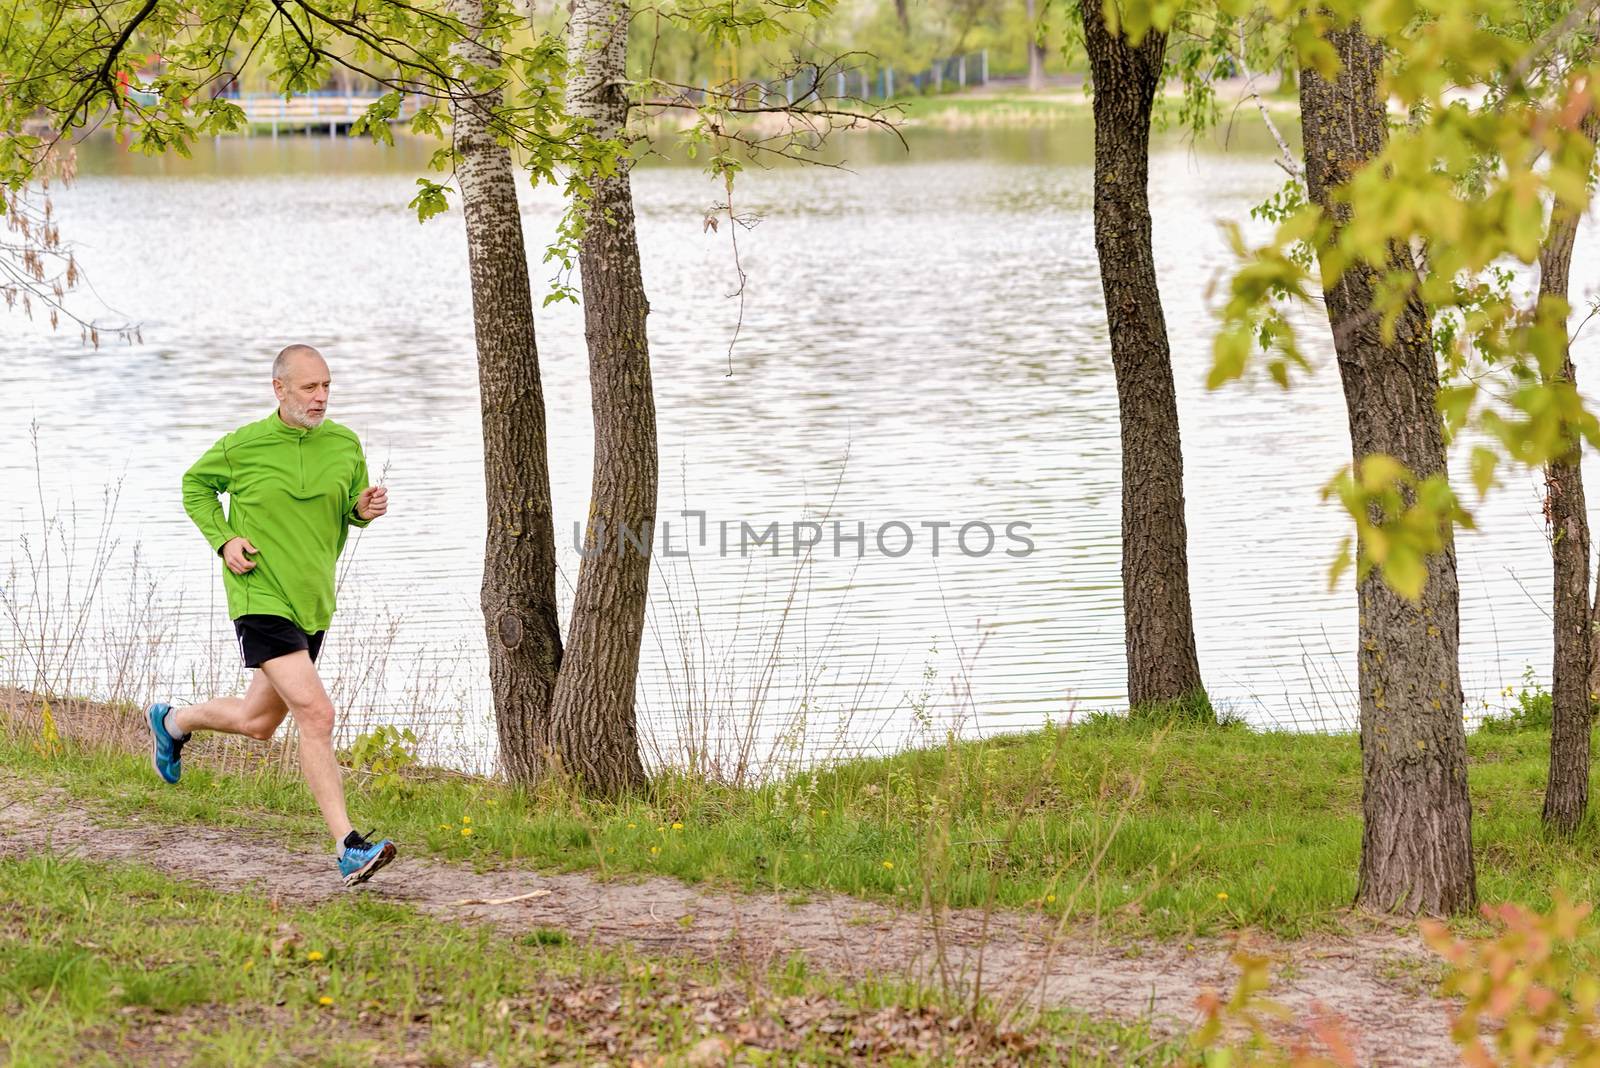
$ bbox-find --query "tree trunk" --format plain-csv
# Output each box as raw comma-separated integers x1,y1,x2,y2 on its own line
550,0,653,795
1538,111,1599,835
894,0,908,33
1080,5,1207,712
1026,0,1044,91
1300,22,1475,914
448,0,564,785
1277,59,1297,97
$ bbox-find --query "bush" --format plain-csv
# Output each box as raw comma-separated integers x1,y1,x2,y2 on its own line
1423,897,1600,1067
1188,897,1600,1066
1478,666,1552,735
340,725,418,794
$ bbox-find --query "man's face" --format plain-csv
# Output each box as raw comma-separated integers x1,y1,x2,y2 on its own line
274,352,331,429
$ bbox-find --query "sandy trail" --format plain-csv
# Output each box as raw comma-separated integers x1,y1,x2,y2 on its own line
0,786,1459,1065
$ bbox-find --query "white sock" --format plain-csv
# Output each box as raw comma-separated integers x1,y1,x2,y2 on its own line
163,709,189,741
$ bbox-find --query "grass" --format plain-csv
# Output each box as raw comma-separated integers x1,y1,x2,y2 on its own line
895,88,1095,122
9,690,1600,943
0,853,1171,1066
892,84,1301,128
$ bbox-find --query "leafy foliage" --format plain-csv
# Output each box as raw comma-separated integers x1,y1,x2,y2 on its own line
1186,897,1600,1066
1187,947,1359,1065
0,0,890,319
1111,0,1600,597
1319,455,1470,599
0,0,586,239
340,724,418,794
1477,666,1554,735
1423,896,1600,1067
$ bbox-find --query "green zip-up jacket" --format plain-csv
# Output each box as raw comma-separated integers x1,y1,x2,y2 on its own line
182,411,371,634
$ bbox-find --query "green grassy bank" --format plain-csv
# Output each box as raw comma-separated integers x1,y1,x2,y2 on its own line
6,692,1600,943
892,85,1300,128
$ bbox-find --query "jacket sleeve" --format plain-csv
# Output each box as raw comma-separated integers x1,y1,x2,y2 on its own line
182,434,239,554
346,447,372,529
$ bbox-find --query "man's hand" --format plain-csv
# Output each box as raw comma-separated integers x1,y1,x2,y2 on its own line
356,486,388,522
221,537,259,575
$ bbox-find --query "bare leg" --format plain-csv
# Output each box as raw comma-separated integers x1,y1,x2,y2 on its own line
258,651,354,846
168,671,289,741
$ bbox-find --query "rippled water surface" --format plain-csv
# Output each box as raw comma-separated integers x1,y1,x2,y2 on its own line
0,123,1575,769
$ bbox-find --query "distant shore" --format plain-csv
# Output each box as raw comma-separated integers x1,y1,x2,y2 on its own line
896,81,1301,129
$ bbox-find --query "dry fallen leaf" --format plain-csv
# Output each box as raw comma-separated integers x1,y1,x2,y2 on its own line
685,1035,732,1067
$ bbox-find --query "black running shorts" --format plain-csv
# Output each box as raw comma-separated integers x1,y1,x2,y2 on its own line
234,614,326,669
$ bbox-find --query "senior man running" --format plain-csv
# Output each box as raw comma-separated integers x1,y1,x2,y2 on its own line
146,343,397,887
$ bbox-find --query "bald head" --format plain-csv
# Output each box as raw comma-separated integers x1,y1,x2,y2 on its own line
273,343,323,381
272,343,331,429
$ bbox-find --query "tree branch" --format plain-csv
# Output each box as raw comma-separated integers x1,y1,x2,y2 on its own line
60,0,159,131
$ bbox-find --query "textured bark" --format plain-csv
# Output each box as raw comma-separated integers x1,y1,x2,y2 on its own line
1025,0,1044,91
449,0,564,785
548,0,653,795
1538,112,1599,835
1081,5,1207,711
1301,23,1475,914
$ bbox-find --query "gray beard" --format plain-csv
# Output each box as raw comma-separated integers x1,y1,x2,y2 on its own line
280,405,325,429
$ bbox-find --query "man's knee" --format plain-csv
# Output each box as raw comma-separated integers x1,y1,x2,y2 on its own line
291,697,336,740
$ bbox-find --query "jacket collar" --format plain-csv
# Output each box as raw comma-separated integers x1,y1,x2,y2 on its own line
269,409,321,439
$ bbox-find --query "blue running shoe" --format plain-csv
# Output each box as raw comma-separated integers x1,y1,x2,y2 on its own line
146,703,186,785
339,830,396,888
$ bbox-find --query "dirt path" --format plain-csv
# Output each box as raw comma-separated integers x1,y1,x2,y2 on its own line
0,786,1461,1065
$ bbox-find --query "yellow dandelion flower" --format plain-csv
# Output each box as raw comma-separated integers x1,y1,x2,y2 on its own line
1045,894,1056,905
306,951,324,962
462,816,472,824
671,822,684,831
319,996,334,1006
461,827,474,837
1216,892,1229,902
650,846,660,855
882,860,894,870
627,822,637,829
242,960,254,972
817,809,828,818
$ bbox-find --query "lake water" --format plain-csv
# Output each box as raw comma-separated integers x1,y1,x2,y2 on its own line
0,120,1579,773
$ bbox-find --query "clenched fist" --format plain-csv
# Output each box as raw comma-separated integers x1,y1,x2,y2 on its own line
356,485,388,521
221,537,259,575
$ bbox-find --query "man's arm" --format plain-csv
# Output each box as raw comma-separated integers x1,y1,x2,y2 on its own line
347,449,383,527
182,434,239,553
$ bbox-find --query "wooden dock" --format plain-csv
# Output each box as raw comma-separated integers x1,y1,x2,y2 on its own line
221,93,425,136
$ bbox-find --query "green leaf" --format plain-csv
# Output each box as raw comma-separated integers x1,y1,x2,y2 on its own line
1208,326,1252,389
1469,446,1498,498
408,179,452,224
1327,537,1354,592
1436,383,1477,438
1380,546,1427,602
